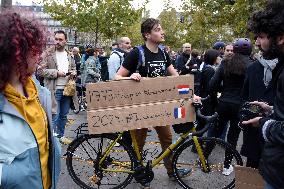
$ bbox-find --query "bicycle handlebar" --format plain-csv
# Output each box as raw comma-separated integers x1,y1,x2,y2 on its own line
190,96,218,136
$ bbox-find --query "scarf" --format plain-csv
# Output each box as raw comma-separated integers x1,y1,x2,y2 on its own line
255,54,278,87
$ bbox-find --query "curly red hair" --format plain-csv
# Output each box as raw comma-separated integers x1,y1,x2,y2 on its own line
0,11,46,91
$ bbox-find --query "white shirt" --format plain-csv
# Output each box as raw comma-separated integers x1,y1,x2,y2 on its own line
55,51,69,89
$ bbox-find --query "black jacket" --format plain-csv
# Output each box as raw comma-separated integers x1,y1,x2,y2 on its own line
199,65,217,115
259,56,284,189
176,53,201,75
209,61,248,105
240,61,275,161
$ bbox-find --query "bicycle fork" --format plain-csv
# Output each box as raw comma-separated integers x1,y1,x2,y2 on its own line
192,136,210,173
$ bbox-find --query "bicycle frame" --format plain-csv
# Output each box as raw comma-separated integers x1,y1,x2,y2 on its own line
98,125,209,174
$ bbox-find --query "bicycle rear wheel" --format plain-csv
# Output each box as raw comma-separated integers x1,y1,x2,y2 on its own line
172,137,243,189
66,134,136,189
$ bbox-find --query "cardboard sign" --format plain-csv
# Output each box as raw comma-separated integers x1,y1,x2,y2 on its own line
87,99,195,134
235,166,264,189
86,75,194,110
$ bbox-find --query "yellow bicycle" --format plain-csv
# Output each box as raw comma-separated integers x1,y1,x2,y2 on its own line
66,102,243,189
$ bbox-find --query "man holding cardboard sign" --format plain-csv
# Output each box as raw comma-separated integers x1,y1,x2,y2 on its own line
115,18,190,184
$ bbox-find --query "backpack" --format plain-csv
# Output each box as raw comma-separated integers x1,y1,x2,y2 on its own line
99,56,109,81
135,45,168,73
111,50,124,72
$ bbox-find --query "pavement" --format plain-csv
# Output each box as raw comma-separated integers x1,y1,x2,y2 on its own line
57,111,244,189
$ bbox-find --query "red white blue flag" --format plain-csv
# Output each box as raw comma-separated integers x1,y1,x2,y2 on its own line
174,107,186,119
177,85,190,94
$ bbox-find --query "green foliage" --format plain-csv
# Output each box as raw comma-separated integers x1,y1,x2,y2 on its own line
43,0,144,41
158,8,186,50
157,0,266,51
180,0,266,50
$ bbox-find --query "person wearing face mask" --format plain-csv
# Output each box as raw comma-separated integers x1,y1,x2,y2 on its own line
0,11,61,189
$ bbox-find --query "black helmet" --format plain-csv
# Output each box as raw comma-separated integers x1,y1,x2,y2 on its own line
233,38,252,56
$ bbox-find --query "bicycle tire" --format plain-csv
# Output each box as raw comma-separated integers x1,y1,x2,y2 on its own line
172,137,243,189
66,133,136,189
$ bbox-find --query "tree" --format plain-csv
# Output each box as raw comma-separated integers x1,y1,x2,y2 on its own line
179,0,267,50
158,8,187,50
42,0,146,46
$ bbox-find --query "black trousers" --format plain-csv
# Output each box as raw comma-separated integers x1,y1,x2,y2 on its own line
213,101,241,168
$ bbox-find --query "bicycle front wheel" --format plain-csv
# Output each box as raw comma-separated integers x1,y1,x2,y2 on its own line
172,137,243,189
66,133,136,189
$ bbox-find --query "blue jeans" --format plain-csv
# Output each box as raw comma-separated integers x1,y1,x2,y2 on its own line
265,182,276,189
54,89,72,138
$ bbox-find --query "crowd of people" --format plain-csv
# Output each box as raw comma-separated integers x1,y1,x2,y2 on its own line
0,0,283,188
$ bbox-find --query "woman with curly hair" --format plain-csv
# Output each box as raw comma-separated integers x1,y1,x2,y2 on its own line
0,11,60,189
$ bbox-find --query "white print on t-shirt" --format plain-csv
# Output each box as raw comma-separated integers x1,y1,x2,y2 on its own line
147,60,166,77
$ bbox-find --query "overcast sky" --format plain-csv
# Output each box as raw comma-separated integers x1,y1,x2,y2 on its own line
14,0,182,18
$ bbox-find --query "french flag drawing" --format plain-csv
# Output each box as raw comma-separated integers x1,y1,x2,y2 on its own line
174,107,186,119
177,85,190,94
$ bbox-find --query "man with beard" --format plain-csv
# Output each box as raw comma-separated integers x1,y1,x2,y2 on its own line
108,37,132,80
38,30,76,144
176,43,194,75
242,1,284,188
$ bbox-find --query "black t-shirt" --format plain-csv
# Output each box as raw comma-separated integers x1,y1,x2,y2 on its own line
122,45,172,77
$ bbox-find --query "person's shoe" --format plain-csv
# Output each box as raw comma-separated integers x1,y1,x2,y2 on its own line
59,136,72,145
222,165,234,176
73,109,79,114
168,168,192,180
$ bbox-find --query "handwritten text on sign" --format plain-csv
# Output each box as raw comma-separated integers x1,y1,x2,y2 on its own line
87,86,191,102
87,100,195,134
86,75,194,110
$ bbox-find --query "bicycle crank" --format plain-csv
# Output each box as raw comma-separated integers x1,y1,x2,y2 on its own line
134,161,154,186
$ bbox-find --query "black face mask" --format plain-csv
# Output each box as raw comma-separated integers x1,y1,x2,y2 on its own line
261,37,282,60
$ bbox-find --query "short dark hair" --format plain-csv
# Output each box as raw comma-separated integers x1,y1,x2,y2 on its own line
141,18,160,41
112,42,119,46
248,0,284,37
204,49,219,65
54,30,67,40
191,49,200,58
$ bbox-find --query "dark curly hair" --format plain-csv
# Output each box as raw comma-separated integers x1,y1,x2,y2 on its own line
0,11,45,92
248,0,284,37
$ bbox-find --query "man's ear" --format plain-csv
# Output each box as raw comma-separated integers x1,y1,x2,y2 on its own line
277,34,284,45
145,33,150,39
